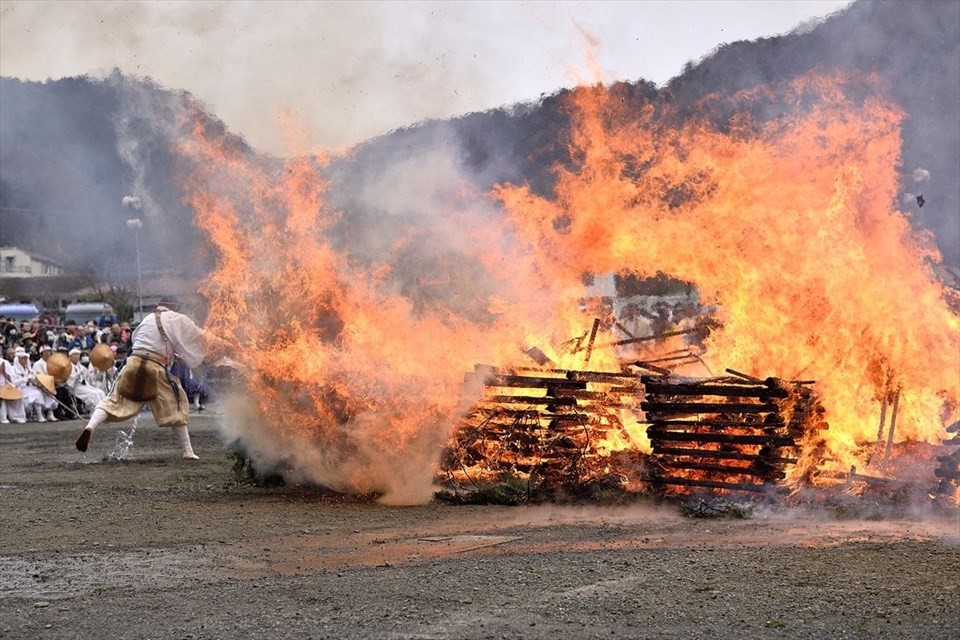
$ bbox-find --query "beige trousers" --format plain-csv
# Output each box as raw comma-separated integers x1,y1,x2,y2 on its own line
95,356,189,427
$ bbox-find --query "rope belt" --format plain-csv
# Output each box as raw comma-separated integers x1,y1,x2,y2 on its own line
130,349,167,366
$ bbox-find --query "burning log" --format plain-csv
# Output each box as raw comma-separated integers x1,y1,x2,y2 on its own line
725,368,765,384
882,389,901,472
652,447,798,464
481,395,579,407
641,401,780,414
643,383,789,398
647,431,796,446
443,363,826,500
583,318,601,364
599,324,709,348
483,374,588,389
629,361,673,375
655,477,789,494
658,460,787,479
641,372,823,496
647,417,785,426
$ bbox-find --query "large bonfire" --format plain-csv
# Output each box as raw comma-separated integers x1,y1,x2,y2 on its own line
173,72,959,504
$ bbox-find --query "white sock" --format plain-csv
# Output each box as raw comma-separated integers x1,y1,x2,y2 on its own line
85,407,109,432
173,425,199,459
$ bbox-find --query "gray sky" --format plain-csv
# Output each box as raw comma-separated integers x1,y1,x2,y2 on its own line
0,0,852,156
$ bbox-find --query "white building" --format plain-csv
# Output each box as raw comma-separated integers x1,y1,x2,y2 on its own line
0,246,64,278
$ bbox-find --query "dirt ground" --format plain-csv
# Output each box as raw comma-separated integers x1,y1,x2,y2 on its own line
1,410,958,640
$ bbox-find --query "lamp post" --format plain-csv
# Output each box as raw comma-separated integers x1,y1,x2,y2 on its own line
126,218,144,321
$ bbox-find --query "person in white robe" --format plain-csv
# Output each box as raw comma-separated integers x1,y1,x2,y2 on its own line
0,358,27,424
10,351,49,422
30,345,59,421
75,297,226,460
66,348,106,414
85,357,117,395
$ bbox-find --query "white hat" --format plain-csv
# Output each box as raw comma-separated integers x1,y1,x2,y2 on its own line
40,345,52,352
16,351,28,358
68,348,82,355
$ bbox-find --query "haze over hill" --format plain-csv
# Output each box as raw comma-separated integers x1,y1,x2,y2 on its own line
0,0,957,297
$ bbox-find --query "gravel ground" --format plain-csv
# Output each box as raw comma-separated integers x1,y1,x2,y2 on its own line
1,412,958,639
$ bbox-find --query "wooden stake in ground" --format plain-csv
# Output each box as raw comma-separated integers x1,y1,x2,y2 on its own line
882,388,901,472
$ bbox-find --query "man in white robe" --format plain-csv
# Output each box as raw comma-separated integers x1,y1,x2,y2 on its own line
0,358,27,424
76,297,223,460
66,348,106,414
85,356,117,395
11,351,48,422
30,345,59,422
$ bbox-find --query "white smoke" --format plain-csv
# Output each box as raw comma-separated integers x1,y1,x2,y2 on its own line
121,195,142,209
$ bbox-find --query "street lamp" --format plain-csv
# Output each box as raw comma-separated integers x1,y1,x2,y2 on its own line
126,217,144,321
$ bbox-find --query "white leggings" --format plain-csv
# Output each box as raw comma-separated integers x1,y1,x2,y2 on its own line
85,408,195,456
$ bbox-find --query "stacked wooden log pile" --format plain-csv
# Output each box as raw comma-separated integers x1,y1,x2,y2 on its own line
643,369,827,494
443,364,641,489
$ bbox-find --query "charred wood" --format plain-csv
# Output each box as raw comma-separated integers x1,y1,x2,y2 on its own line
651,446,797,464
725,368,765,384
647,430,796,446
657,460,786,479
643,383,788,398
583,318,601,364
654,477,789,494
641,417,783,426
629,361,672,375
641,401,779,414
481,375,588,389
481,395,578,406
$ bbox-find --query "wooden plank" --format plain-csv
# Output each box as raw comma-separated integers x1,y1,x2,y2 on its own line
651,446,797,464
647,430,796,446
480,395,577,406
483,375,588,389
641,401,779,414
643,383,788,399
656,477,789,493
644,418,785,427
658,460,787,479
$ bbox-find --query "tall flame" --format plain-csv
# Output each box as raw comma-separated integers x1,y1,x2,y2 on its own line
173,113,613,503
174,72,958,502
495,74,959,471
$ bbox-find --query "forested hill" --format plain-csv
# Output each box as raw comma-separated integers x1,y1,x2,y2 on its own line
1,0,957,282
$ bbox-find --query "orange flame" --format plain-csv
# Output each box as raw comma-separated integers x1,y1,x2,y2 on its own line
173,114,610,503
494,74,959,472
174,71,958,502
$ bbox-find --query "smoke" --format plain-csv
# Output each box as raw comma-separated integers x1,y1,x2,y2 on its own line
121,195,141,210
172,105,568,505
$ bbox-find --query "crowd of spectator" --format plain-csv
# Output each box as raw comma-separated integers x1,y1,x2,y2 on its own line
0,312,209,424
1,315,133,361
